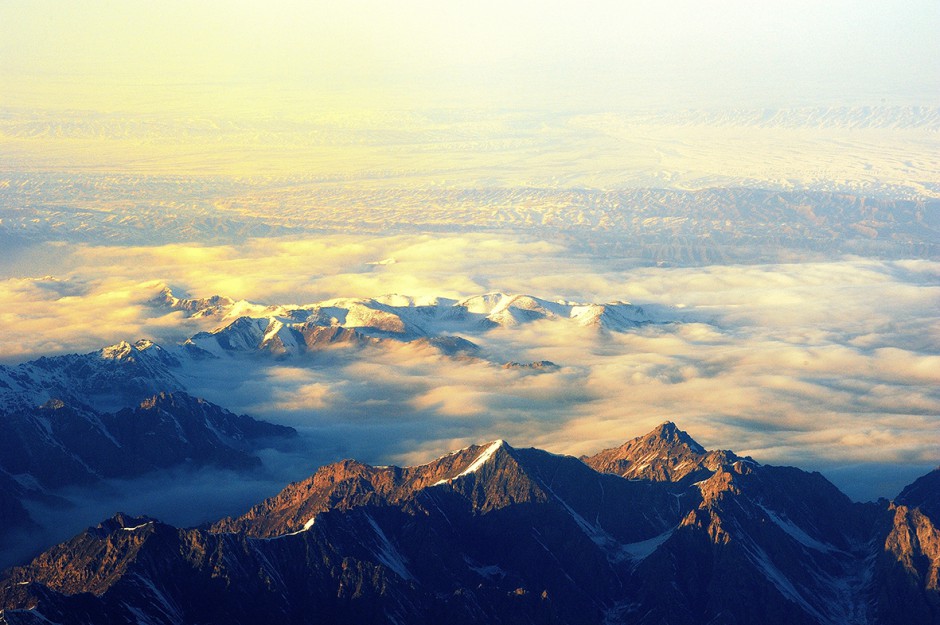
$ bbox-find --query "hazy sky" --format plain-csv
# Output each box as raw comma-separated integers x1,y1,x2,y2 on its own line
3,1,938,116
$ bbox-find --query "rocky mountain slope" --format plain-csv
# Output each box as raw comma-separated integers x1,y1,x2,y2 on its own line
0,340,184,413
1,392,295,490
2,423,937,625
0,338,297,487
583,421,728,482
0,392,295,557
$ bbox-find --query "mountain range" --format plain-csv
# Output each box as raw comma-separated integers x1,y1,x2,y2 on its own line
2,288,662,409
0,391,295,554
155,288,658,358
2,423,937,625
0,290,662,561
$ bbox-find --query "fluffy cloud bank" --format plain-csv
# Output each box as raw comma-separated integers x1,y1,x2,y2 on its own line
2,234,938,501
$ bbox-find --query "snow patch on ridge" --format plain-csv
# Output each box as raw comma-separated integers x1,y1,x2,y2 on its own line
365,513,414,581
261,319,285,345
457,440,505,477
464,557,506,580
431,440,505,486
736,532,828,623
539,477,673,565
121,522,153,532
127,573,184,624
758,504,839,553
618,530,674,562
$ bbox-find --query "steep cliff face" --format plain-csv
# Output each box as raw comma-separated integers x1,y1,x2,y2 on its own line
1,424,938,625
897,468,940,523
871,504,940,625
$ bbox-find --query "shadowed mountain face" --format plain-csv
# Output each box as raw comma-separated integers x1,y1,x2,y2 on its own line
0,475,34,540
1,423,938,625
0,391,296,560
0,392,295,492
896,468,940,524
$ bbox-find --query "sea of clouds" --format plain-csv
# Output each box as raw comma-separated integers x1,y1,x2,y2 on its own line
3,233,937,509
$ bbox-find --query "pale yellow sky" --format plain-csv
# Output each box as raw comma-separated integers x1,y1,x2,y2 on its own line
2,1,938,179
3,0,938,117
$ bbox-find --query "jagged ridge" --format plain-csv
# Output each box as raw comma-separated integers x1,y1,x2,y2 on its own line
2,424,937,625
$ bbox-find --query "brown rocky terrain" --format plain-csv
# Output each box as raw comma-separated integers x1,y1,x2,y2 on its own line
583,420,743,482
1,423,938,625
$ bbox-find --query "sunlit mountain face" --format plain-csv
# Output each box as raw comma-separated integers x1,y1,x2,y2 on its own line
1,1,938,622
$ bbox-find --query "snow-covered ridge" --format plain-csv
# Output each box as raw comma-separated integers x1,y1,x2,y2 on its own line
121,522,153,532
0,286,674,416
0,338,184,412
458,440,506,476
164,288,655,328
162,288,661,359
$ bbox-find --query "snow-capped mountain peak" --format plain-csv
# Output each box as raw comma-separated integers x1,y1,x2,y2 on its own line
99,340,135,361
431,439,507,486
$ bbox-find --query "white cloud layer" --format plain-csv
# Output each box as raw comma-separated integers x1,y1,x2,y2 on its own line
2,234,938,502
